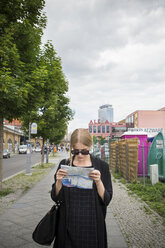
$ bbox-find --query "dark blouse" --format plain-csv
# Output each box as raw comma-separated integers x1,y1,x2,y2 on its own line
51,155,113,248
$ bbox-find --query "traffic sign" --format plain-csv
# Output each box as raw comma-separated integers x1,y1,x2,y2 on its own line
31,123,37,134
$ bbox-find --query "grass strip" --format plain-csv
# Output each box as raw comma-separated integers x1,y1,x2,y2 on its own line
1,162,56,199
113,172,165,224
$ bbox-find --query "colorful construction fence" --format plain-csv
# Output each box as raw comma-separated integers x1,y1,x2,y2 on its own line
121,133,149,176
110,138,139,182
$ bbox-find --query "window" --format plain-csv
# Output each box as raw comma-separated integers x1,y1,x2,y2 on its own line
98,126,101,133
89,126,92,133
106,126,110,133
112,127,127,132
93,126,96,133
102,125,105,133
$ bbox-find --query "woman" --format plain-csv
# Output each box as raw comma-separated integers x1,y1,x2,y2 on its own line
51,128,113,248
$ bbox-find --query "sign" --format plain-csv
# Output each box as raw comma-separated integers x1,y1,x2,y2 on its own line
128,128,164,133
156,140,163,149
31,123,37,134
128,128,164,136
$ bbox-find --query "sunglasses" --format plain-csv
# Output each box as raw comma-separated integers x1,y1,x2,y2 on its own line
71,149,90,155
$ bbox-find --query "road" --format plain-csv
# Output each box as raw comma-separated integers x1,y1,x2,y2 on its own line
2,152,42,181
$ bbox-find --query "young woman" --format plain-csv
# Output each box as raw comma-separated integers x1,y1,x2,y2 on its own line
51,128,113,248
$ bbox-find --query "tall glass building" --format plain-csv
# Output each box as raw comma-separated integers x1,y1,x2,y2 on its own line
98,104,114,123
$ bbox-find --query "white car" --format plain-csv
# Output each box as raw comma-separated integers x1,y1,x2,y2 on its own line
19,145,27,154
35,147,41,152
32,147,35,152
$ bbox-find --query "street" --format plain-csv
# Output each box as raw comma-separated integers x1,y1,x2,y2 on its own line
2,152,42,181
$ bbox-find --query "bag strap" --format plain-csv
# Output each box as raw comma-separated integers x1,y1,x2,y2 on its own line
65,158,70,165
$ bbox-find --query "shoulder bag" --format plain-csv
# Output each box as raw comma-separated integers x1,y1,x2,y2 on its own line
32,201,61,246
32,158,69,246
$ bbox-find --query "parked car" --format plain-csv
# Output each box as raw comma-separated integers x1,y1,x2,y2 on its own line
19,145,27,154
35,146,41,152
32,147,35,152
3,149,10,158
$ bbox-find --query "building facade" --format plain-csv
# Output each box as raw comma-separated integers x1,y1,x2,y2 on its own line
3,126,23,152
3,119,43,152
98,104,114,123
88,120,127,140
126,107,165,137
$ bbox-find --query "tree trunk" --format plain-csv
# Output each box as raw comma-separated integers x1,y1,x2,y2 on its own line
0,117,4,191
41,139,45,167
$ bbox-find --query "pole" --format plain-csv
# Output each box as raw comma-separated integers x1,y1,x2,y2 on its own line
108,136,110,165
13,120,15,153
126,143,129,182
46,139,49,163
142,142,145,186
26,122,32,175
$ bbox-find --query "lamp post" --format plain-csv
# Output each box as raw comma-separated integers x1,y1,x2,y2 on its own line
108,136,111,165
26,122,37,175
26,122,32,175
46,139,49,163
13,119,15,153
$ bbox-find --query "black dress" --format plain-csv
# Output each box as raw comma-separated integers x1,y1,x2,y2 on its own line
65,165,98,248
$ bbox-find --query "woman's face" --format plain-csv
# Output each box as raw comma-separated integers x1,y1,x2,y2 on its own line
73,143,90,160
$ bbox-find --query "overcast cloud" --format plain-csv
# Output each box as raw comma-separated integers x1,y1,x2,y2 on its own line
43,0,165,133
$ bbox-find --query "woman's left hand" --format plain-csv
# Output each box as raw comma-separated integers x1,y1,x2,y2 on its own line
89,169,101,185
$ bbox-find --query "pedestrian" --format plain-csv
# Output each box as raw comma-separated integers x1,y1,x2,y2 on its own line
51,128,113,248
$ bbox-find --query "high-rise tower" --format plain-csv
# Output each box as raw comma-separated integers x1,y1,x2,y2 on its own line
98,104,114,123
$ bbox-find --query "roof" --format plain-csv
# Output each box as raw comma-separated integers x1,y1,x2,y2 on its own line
121,131,148,136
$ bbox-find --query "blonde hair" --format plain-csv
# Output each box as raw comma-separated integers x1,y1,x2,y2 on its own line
69,128,92,165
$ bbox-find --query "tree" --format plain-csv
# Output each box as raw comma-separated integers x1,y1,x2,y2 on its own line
93,135,97,145
0,0,46,190
21,42,73,166
97,136,106,146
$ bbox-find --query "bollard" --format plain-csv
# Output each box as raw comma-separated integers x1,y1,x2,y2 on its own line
150,164,159,185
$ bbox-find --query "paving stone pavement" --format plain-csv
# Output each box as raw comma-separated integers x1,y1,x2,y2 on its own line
0,152,127,248
110,178,165,248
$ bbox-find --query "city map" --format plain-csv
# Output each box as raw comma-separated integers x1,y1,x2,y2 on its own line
61,165,94,189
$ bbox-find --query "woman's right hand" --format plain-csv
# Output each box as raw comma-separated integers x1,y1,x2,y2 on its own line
55,169,68,196
56,169,68,181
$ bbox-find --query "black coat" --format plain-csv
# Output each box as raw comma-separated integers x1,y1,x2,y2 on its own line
51,155,113,248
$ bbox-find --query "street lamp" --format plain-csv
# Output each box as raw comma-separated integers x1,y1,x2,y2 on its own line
26,122,32,175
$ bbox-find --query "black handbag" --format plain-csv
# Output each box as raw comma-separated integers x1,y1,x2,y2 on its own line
32,202,60,246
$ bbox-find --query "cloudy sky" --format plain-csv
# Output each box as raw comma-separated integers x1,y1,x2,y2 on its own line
42,0,165,133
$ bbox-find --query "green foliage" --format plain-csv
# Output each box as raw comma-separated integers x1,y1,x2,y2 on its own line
127,180,165,222
21,41,74,145
0,0,74,186
0,0,47,120
33,162,55,169
97,136,106,145
113,172,123,179
0,0,48,190
0,188,13,197
93,135,97,145
0,32,25,120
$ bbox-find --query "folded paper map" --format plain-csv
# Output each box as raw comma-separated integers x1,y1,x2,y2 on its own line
61,165,94,189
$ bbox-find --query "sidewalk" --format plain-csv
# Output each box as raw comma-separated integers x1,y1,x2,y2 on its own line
0,152,128,248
